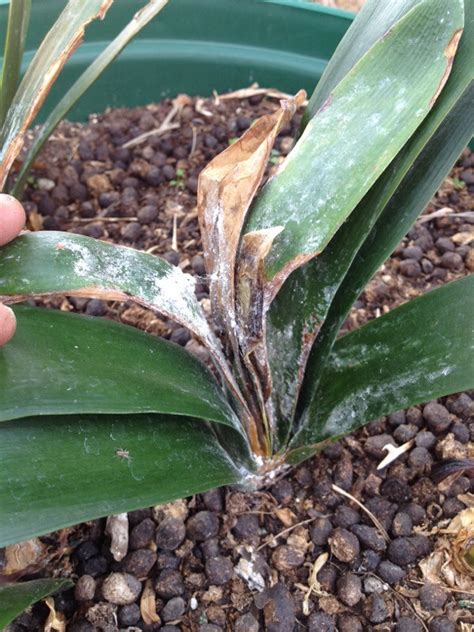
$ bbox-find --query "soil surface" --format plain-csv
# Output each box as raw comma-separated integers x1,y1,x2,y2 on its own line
3,91,474,632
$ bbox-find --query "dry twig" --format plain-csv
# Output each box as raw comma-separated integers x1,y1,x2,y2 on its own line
417,207,474,224
377,440,414,470
214,82,308,106
122,94,191,149
300,552,329,615
332,484,390,542
257,517,316,551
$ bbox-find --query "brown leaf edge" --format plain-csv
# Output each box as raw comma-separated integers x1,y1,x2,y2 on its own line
197,91,306,454
0,0,114,190
197,91,306,350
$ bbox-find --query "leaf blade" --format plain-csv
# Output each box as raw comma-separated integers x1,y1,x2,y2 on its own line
292,276,474,449
0,579,73,630
0,0,31,128
267,1,473,447
11,0,169,198
297,82,474,432
245,0,464,286
0,0,113,189
0,305,240,432
0,231,240,392
0,413,244,547
302,0,425,126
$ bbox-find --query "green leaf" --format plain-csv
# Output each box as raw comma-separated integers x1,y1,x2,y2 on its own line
0,0,113,189
292,276,474,450
0,578,73,630
0,0,31,128
297,85,474,433
0,306,240,432
0,232,244,402
268,2,473,447
244,0,464,285
11,0,169,198
302,0,424,126
0,230,220,357
0,413,244,546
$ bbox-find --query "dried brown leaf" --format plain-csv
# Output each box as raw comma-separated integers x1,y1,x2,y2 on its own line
274,507,296,528
44,596,66,632
140,579,161,625
419,509,474,591
198,90,305,337
2,538,47,575
452,231,474,245
197,90,305,451
217,83,308,105
302,552,329,615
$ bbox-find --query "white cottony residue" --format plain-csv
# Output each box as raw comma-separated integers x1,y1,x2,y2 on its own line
322,365,455,438
57,235,213,342
235,545,266,592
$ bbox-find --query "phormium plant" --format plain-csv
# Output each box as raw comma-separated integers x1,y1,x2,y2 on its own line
0,0,473,619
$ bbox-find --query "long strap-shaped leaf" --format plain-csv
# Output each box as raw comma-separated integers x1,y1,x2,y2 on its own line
0,231,242,400
0,413,244,546
302,0,424,126
197,94,305,452
0,0,114,190
11,0,169,198
0,579,73,630
0,306,241,433
268,1,473,448
297,84,474,434
0,0,31,128
244,0,464,291
289,276,474,460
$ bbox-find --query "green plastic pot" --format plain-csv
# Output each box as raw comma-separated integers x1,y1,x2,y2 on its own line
0,0,353,122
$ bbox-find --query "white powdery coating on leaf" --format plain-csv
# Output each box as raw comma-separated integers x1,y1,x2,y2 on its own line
60,237,212,339
322,365,455,437
246,5,460,276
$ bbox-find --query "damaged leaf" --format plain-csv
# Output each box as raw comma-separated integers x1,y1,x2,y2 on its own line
197,91,305,352
11,0,169,197
244,0,464,290
197,91,305,451
140,580,161,625
0,231,242,400
0,0,114,189
268,17,474,445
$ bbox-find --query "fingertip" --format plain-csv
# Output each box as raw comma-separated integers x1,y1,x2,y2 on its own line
0,193,26,246
0,304,16,347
